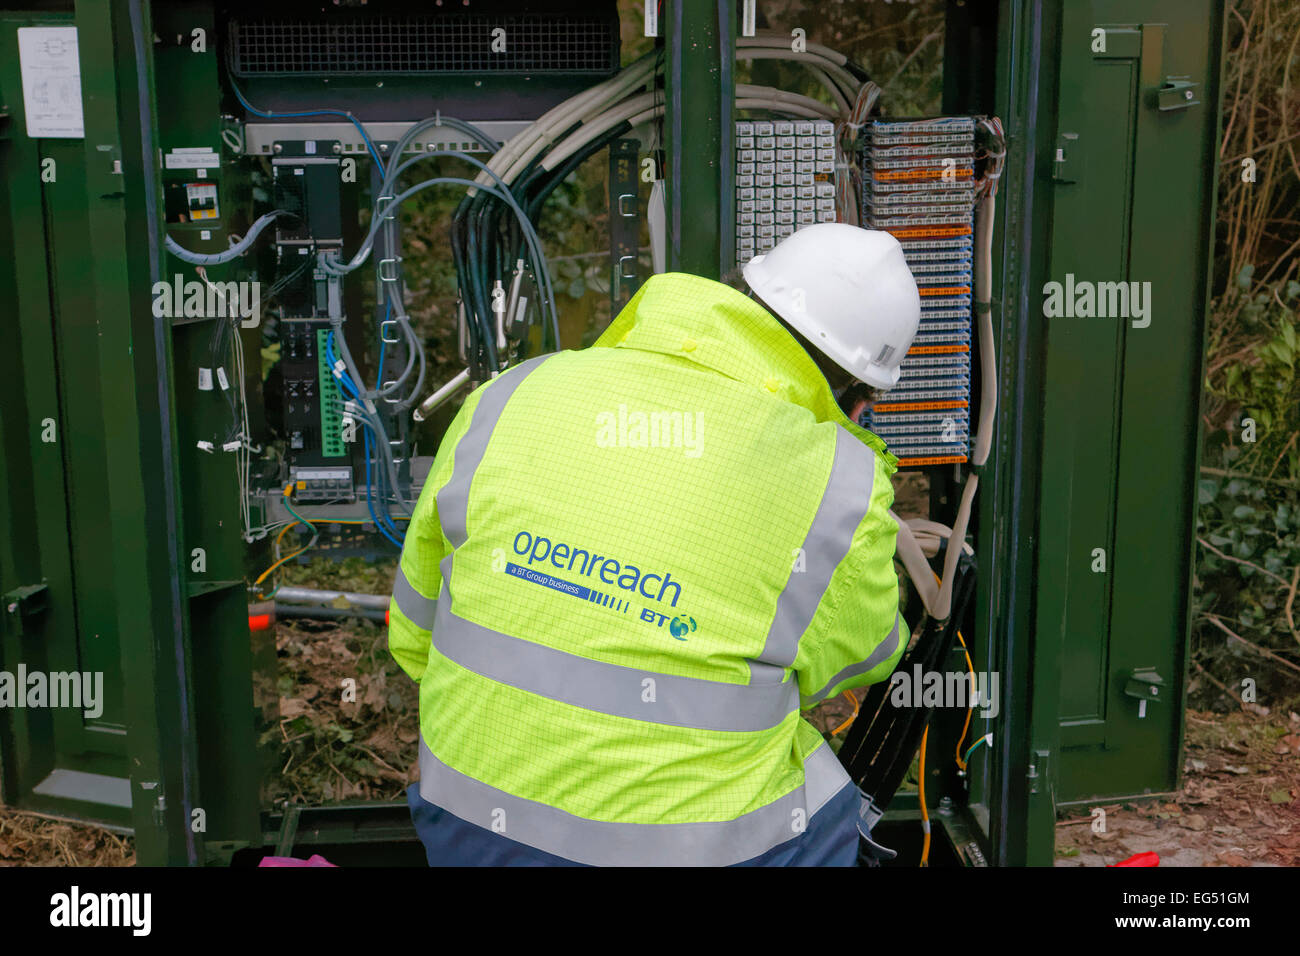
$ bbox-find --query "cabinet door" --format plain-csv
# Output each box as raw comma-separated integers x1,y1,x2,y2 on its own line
1038,0,1222,803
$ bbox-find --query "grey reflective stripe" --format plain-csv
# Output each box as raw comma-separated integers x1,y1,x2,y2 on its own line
437,354,554,549
748,427,876,682
392,564,436,631
434,558,797,732
418,735,850,866
802,612,903,705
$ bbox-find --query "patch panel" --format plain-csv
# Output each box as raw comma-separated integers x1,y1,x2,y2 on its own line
734,119,838,269
861,117,979,467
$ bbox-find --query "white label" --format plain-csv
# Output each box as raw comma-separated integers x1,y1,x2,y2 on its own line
216,367,230,391
197,367,213,391
17,27,85,138
164,150,220,169
200,230,211,240
644,3,657,36
304,141,317,155
195,168,208,178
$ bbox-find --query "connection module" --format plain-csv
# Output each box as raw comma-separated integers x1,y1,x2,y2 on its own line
860,117,977,467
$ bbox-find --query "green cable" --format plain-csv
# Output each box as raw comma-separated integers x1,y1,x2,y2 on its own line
962,734,990,766
282,495,317,538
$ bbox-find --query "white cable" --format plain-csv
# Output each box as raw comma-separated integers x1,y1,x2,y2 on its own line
736,37,860,97
734,98,829,120
906,519,977,558
973,194,997,467
538,92,659,172
482,55,657,191
736,84,839,119
929,193,998,619
888,190,998,620
892,511,940,613
736,50,853,110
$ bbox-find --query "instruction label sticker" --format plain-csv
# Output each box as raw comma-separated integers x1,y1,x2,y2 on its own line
165,148,221,169
17,27,85,138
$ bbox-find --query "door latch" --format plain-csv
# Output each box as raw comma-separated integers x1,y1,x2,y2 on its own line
1052,132,1081,184
1124,668,1165,718
1157,77,1200,112
3,583,49,637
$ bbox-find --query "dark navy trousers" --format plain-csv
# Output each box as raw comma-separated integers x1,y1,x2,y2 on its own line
407,780,860,867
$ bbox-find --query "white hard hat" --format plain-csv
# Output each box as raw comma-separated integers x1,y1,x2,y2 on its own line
742,224,921,389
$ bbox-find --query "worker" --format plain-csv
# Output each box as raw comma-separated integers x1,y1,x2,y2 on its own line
389,223,921,866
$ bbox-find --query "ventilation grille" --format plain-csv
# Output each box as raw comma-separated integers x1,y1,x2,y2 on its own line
229,15,619,77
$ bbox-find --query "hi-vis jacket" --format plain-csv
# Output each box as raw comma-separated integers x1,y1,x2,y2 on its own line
389,272,906,866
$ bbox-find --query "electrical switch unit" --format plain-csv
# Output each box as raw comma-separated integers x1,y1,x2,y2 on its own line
184,181,219,221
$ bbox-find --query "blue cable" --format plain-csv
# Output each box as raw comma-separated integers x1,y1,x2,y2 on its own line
365,429,404,549
376,301,389,388
326,329,404,549
325,331,360,399
366,417,404,545
367,302,405,545
229,80,385,168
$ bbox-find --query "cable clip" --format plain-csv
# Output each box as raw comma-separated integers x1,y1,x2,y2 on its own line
378,257,401,283
380,318,401,344
377,194,396,222
332,359,347,379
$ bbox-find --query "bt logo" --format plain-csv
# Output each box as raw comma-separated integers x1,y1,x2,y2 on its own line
669,615,697,641
640,610,698,641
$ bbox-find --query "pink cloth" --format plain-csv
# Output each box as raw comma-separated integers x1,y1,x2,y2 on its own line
258,854,338,867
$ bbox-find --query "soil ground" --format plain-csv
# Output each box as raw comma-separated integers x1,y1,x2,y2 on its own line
2,503,1296,866
3,690,1295,866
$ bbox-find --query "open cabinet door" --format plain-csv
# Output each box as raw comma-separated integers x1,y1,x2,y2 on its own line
0,8,135,831
974,0,1224,866
1036,1,1223,808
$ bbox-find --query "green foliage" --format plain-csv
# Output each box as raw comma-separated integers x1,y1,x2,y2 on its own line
1209,278,1300,481
1194,0,1300,707
1193,460,1300,707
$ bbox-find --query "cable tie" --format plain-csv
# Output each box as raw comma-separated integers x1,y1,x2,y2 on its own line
333,359,347,378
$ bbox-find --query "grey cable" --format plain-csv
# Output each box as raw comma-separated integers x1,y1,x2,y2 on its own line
164,210,289,265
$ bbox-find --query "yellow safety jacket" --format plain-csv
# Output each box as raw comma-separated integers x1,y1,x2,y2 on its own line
389,272,906,865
